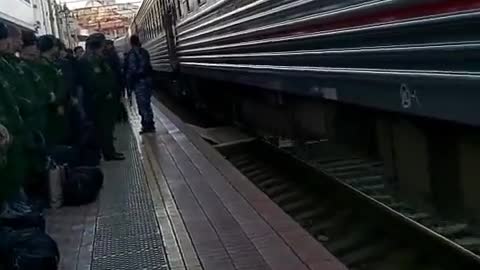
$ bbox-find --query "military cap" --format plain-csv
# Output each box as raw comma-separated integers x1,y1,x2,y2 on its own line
86,33,106,50
37,35,57,52
0,22,8,40
86,33,106,44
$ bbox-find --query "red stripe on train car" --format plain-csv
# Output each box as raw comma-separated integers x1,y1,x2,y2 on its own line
277,0,480,38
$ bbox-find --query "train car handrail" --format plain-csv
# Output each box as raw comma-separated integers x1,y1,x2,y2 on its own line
179,41,480,59
178,9,480,53
181,62,480,80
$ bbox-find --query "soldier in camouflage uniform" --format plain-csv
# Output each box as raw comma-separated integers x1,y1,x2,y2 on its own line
17,31,52,186
0,73,26,203
36,35,69,147
0,23,29,204
18,32,51,138
126,35,155,134
79,33,124,161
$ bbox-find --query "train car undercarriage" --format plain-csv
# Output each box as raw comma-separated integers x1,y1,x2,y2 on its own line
160,73,480,225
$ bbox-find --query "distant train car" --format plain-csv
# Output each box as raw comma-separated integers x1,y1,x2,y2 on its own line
114,36,129,60
0,0,35,31
131,0,480,126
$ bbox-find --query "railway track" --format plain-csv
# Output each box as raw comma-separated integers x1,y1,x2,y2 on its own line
157,90,480,269
216,138,480,269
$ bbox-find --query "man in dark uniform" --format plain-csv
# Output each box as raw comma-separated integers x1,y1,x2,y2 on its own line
18,32,50,178
56,40,87,147
0,22,31,212
126,35,155,134
104,40,123,88
104,40,127,122
79,33,124,161
36,35,69,147
74,46,84,59
123,52,133,105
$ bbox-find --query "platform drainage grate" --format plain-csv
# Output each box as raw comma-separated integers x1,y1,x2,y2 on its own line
91,125,169,270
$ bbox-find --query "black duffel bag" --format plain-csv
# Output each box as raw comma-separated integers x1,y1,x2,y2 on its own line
0,228,59,270
0,200,46,231
62,166,104,206
0,212,45,232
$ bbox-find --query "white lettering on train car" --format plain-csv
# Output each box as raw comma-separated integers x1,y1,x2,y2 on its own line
321,87,338,101
400,84,421,109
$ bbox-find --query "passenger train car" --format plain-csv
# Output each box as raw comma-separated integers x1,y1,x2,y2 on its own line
114,36,129,60
128,0,480,127
0,0,35,32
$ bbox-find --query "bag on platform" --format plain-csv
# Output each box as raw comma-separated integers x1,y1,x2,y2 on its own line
1,228,59,270
0,202,45,231
0,211,45,232
62,166,104,206
48,164,65,209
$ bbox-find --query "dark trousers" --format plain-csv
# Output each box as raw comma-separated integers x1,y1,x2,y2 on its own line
94,99,117,157
134,83,154,129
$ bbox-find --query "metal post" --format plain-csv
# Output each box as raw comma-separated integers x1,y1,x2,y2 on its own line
46,0,57,36
64,8,71,48
54,3,62,39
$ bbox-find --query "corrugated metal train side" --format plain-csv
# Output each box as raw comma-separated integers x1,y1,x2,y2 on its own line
130,0,480,126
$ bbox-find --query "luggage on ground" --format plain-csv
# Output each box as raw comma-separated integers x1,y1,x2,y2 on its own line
62,166,103,206
0,197,45,231
0,228,59,270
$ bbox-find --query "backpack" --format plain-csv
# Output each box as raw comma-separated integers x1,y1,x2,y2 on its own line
62,166,104,206
0,228,59,270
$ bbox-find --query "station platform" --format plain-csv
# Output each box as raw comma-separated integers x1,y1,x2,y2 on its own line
46,98,347,270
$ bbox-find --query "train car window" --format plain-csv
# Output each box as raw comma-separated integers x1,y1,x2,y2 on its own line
156,1,164,33
150,10,155,38
183,0,191,13
153,1,161,36
160,0,165,14
144,20,148,39
154,9,158,35
147,12,152,39
145,15,149,39
176,0,182,17
151,4,156,37
190,0,197,12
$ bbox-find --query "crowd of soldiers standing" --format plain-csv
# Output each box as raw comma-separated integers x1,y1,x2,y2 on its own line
0,21,155,215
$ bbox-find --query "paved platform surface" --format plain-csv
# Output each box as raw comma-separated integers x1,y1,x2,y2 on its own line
46,123,168,270
46,97,347,270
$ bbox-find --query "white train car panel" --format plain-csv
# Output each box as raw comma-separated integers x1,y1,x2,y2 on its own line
0,0,35,30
